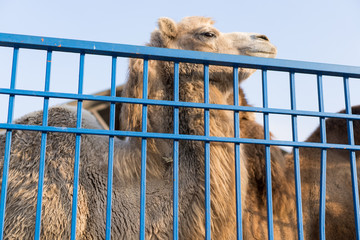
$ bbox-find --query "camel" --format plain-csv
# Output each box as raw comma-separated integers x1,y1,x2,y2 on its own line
297,107,360,239
0,17,278,239
2,16,357,240
239,99,360,239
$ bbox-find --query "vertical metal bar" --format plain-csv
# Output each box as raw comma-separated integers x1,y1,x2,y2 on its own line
70,53,85,240
0,47,18,239
343,76,360,240
233,67,243,240
140,59,149,240
173,62,179,240
262,69,274,240
105,56,117,240
289,72,304,240
34,50,52,240
204,64,211,240
317,74,327,240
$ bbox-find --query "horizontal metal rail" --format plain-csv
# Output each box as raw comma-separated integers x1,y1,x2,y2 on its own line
0,33,360,78
1,88,360,120
0,123,359,150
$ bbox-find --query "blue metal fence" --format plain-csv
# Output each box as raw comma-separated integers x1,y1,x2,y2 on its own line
0,33,360,240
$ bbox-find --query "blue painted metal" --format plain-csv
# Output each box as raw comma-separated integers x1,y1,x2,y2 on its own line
173,62,179,240
2,87,360,121
317,74,327,240
262,70,274,240
204,64,211,240
34,50,52,240
1,122,360,150
0,120,360,154
105,56,117,240
343,77,360,240
289,72,304,240
70,53,85,240
140,59,148,240
3,88,360,120
0,33,360,239
0,33,360,78
233,67,243,240
0,47,18,240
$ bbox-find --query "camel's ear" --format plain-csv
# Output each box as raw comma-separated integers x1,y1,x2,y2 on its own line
158,17,178,39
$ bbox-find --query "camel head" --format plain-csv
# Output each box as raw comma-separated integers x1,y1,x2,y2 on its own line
122,16,277,133
152,16,276,58
148,16,277,85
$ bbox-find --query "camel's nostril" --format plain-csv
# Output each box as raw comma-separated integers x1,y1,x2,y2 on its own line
256,35,269,41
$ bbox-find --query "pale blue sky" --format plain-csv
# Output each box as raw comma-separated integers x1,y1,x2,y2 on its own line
0,0,359,142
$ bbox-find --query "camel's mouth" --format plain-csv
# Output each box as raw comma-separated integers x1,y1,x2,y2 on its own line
245,48,277,58
248,50,277,55
226,32,277,59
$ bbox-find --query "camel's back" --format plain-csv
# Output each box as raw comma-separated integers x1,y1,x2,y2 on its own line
299,110,360,240
0,106,107,239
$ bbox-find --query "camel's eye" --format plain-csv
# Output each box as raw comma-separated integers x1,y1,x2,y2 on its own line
201,32,216,38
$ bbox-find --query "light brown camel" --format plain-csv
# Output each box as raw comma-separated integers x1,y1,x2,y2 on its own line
91,16,360,240
0,17,277,239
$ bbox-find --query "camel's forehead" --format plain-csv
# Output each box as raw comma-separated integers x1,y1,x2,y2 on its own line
177,16,215,31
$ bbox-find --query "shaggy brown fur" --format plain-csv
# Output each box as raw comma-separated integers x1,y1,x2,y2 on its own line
0,17,277,239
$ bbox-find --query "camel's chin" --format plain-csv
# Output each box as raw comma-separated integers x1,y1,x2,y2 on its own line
246,51,277,59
